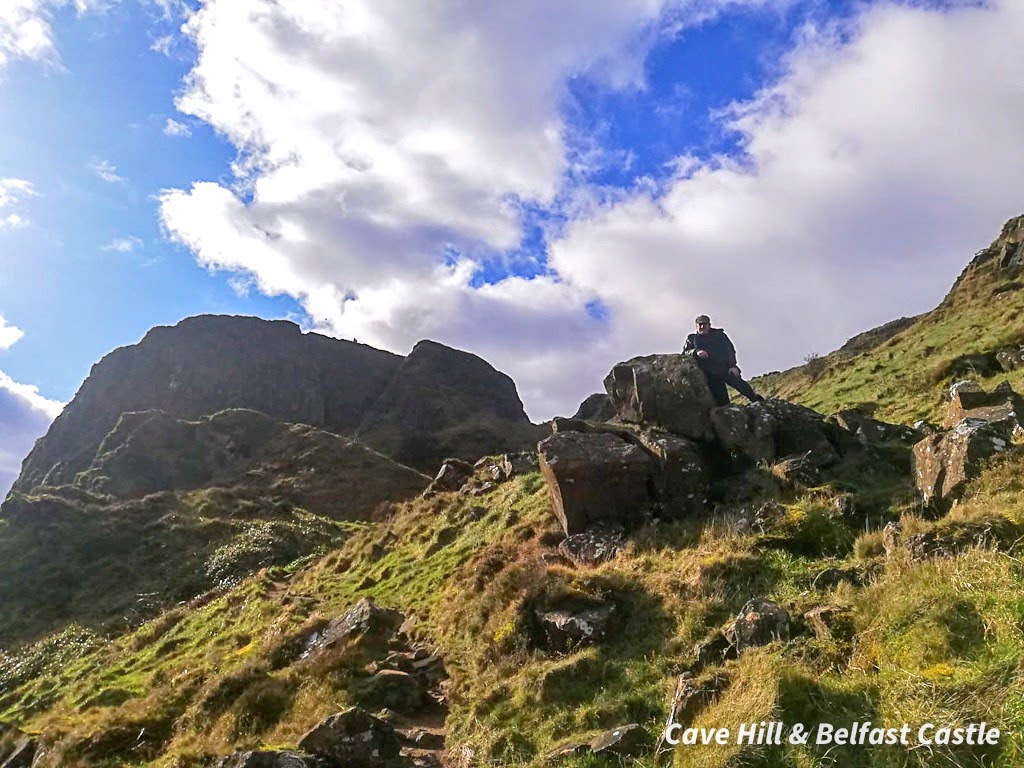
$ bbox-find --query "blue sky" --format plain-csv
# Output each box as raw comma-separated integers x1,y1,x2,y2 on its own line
2,0,1023,494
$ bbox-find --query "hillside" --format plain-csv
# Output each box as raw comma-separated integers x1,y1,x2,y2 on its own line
757,215,1024,424
3,216,1024,768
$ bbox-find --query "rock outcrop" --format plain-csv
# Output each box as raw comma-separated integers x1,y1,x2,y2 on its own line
604,355,717,440
538,431,654,535
537,355,863,536
12,316,541,495
913,380,1022,504
355,339,545,470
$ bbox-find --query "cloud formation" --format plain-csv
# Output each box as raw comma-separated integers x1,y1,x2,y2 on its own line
89,158,124,183
161,0,1024,419
0,0,107,70
0,177,35,230
163,117,191,137
0,316,25,350
102,235,142,253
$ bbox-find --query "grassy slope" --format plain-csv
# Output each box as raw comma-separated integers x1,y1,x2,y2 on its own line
5,440,1024,767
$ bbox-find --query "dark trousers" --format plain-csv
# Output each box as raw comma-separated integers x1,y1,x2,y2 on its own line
705,370,760,406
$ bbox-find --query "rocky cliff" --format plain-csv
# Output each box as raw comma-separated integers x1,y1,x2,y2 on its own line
12,316,537,493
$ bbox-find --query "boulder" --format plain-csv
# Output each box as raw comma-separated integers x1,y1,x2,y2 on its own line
635,431,708,516
829,410,919,444
589,724,649,757
996,347,1024,372
572,393,616,422
949,380,984,399
356,670,427,713
692,631,734,668
943,381,1024,431
558,523,625,567
771,453,821,487
758,400,843,466
532,596,616,651
538,431,653,535
423,459,474,495
603,355,716,439
724,599,791,652
212,751,319,768
303,598,404,656
912,419,1014,503
498,451,539,479
297,708,402,768
710,404,777,464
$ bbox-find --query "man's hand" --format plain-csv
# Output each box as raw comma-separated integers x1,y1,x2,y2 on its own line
696,350,709,359
729,366,741,377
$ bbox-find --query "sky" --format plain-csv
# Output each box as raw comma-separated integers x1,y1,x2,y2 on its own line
1,0,1023,495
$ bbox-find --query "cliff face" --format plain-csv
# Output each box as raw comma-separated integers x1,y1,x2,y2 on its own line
11,315,538,493
12,315,402,493
356,340,546,468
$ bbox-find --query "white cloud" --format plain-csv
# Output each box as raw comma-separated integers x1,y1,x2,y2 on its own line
89,158,124,183
0,369,64,499
548,0,1024,398
0,317,24,350
163,117,191,137
0,178,35,230
102,235,142,253
0,0,110,70
160,0,1024,420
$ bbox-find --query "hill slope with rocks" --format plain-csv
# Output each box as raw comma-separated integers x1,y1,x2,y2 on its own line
3,216,1024,768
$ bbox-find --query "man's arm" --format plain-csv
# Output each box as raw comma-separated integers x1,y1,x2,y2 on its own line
682,334,697,356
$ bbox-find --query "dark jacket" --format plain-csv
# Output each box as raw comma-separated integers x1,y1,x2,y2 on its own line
682,328,737,376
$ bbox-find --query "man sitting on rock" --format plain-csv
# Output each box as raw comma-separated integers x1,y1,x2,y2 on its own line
683,314,765,406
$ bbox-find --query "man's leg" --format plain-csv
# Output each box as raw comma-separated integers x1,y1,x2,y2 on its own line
724,371,764,403
705,373,730,406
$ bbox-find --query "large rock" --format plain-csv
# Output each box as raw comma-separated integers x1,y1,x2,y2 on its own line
912,418,1014,503
538,431,653,535
304,598,405,656
723,598,791,652
572,393,616,422
297,708,402,768
356,669,427,712
532,596,616,651
422,458,473,495
711,403,777,463
710,399,844,468
603,355,716,440
942,381,1024,431
355,339,544,470
829,410,919,444
635,431,708,517
558,523,625,567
